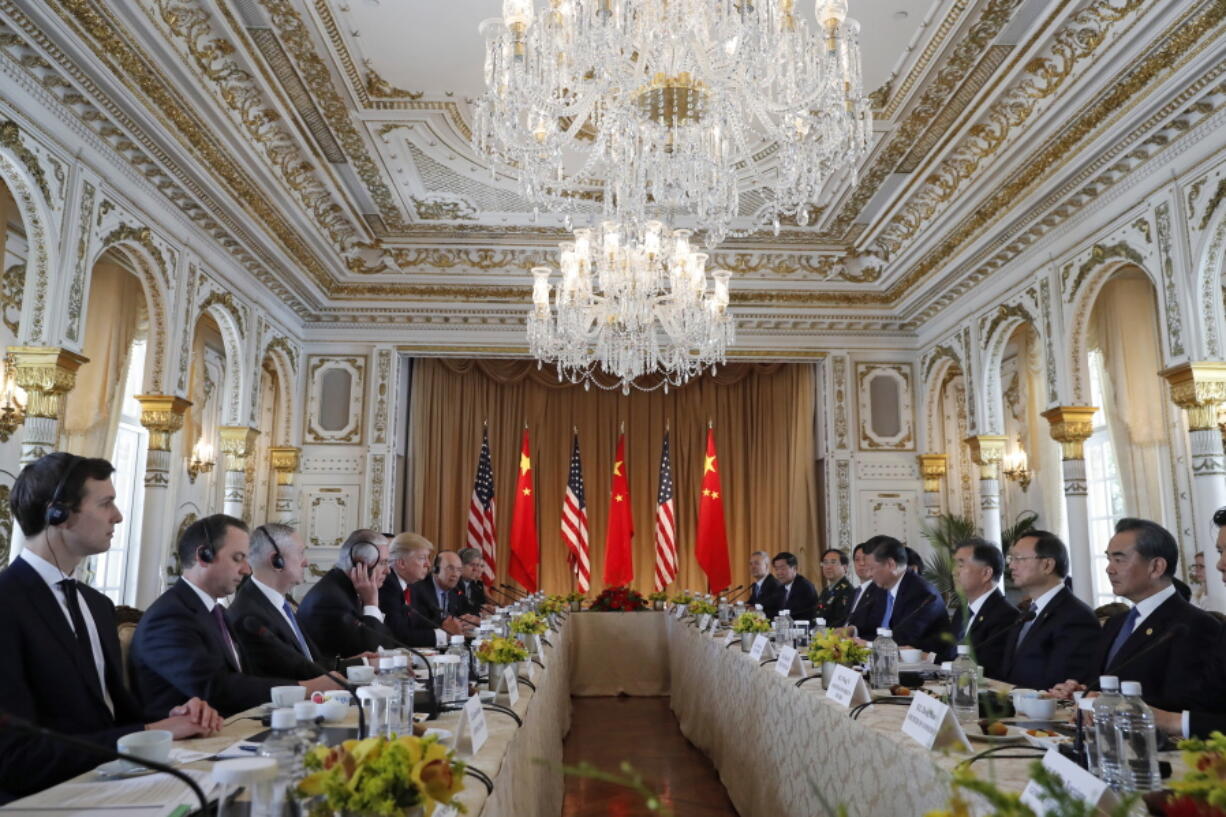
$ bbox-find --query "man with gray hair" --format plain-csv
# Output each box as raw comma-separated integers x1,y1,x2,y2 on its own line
747,550,780,608
230,524,373,678
298,529,399,662
457,546,490,616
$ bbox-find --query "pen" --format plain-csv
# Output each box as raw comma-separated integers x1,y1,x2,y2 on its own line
168,805,192,817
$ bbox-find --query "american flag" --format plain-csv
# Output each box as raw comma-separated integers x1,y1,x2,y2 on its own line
654,431,678,591
466,426,497,586
561,433,591,592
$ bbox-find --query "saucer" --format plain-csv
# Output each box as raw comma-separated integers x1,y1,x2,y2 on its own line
479,691,496,703
95,760,158,779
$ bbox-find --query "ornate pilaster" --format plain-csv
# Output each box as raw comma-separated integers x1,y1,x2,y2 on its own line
1161,363,1226,611
9,347,88,465
134,395,190,607
965,435,1007,547
917,454,948,520
219,426,260,521
269,446,300,524
1042,406,1097,604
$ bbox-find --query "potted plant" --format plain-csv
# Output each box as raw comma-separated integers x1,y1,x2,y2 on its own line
474,635,529,692
509,611,549,653
296,734,465,817
590,585,648,611
647,591,667,611
538,595,566,625
806,630,870,689
687,598,718,626
1164,731,1226,817
731,611,771,651
669,592,695,616
564,591,585,612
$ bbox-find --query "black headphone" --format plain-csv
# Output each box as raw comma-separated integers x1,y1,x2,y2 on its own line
197,515,217,564
252,525,285,570
432,553,441,574
45,455,86,528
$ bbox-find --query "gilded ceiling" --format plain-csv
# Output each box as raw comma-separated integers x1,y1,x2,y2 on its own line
2,0,1224,327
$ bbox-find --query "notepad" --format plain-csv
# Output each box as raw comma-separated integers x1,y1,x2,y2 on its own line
1,769,217,817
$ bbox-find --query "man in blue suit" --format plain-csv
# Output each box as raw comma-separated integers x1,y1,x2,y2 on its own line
855,536,954,660
131,515,339,717
0,453,220,802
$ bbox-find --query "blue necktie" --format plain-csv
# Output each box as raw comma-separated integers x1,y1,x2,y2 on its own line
438,588,448,614
1105,606,1140,667
282,599,312,658
879,592,895,629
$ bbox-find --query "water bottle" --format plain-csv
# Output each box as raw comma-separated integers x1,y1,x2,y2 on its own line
871,628,899,689
448,635,470,703
1115,681,1160,792
1093,676,1124,787
258,708,304,816
292,700,320,745
393,654,415,733
372,656,400,731
794,621,810,649
472,637,488,681
950,644,979,723
775,609,794,649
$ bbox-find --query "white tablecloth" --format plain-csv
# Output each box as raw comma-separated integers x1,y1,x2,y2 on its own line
569,611,671,696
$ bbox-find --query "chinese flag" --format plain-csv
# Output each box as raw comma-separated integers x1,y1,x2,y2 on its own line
602,433,635,587
508,426,539,592
695,426,732,592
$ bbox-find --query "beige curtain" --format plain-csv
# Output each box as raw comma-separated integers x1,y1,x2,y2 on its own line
407,360,819,595
1002,328,1065,537
61,261,143,458
1089,273,1169,522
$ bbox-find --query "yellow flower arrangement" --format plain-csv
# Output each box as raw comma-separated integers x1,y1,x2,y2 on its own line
806,631,870,667
731,611,771,634
509,611,549,635
538,595,567,615
475,635,529,665
687,598,719,617
669,592,695,606
297,734,464,817
1168,731,1226,815
647,591,668,603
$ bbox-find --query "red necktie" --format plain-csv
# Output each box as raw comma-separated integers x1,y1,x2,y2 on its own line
403,586,412,605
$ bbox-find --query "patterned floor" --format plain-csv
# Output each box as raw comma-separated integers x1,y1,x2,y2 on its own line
561,696,740,817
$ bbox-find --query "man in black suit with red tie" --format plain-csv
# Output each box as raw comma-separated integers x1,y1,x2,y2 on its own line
0,453,221,802
746,550,781,610
951,538,1018,680
379,534,467,647
851,536,953,659
999,530,1100,690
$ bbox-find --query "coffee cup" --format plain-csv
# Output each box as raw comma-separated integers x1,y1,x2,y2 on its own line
1010,688,1038,711
323,690,352,705
319,700,349,722
899,648,923,664
117,729,172,771
271,685,306,707
1022,696,1057,720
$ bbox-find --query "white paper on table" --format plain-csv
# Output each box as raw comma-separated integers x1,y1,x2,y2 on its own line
774,646,806,677
698,614,711,631
212,739,261,758
2,769,216,817
825,665,871,708
504,665,520,705
1019,748,1116,816
723,630,737,646
900,694,972,752
748,635,769,660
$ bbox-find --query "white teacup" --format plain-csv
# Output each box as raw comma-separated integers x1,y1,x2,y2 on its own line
117,729,172,770
271,685,306,707
346,665,375,684
899,648,923,664
319,700,349,723
1011,687,1039,711
1022,696,1058,720
323,690,352,705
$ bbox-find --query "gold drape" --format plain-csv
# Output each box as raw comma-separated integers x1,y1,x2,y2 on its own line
407,359,819,596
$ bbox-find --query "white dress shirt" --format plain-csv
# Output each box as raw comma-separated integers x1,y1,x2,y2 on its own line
963,589,994,637
397,574,447,647
1029,581,1065,618
20,549,114,715
249,576,308,648
183,576,243,670
848,580,873,615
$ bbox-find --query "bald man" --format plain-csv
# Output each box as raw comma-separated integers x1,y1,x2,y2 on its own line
410,550,473,637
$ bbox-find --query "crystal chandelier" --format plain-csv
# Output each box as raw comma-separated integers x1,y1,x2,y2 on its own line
529,220,734,393
474,0,872,244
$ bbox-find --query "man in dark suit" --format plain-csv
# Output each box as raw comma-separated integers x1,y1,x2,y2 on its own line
411,550,472,632
815,548,855,626
229,524,373,678
457,547,490,616
131,515,339,717
853,536,953,659
843,541,877,627
767,552,819,622
951,538,1019,680
999,530,1100,690
298,529,403,662
747,550,781,609
1049,518,1221,733
379,533,466,647
0,453,221,802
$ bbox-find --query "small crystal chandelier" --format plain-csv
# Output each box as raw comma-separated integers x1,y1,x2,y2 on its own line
474,0,872,244
529,220,734,393
0,354,25,442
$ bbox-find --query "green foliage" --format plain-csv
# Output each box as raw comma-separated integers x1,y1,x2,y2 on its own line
1001,510,1040,555
549,761,674,817
920,514,977,605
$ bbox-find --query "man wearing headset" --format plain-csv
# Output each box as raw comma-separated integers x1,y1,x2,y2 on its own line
229,523,376,678
0,453,223,801
131,514,341,717
297,529,402,661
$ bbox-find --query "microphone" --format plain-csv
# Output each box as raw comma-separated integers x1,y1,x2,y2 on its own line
486,585,515,604
350,620,443,720
1093,622,1188,683
0,709,208,813
238,618,368,738
500,583,527,600
719,585,745,601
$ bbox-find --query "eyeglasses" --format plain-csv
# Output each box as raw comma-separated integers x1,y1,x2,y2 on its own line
820,560,844,566
1005,554,1044,565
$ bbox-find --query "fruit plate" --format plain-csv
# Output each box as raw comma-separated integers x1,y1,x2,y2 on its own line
1021,729,1072,750
968,724,1026,744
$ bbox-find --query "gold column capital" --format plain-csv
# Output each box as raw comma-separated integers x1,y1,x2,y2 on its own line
964,435,1007,480
1160,362,1226,430
135,395,192,451
917,453,948,493
219,426,260,469
9,346,89,418
269,446,300,486
1042,405,1098,460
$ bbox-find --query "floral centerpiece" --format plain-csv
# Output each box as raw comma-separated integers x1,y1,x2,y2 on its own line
731,611,771,634
538,595,567,617
297,734,464,817
669,592,695,607
687,598,719,619
1166,732,1226,817
564,591,585,611
591,585,648,611
475,635,529,692
647,591,668,610
925,761,1135,817
510,611,549,653
807,631,870,688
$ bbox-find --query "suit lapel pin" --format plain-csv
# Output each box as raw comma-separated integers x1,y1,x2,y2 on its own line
1144,627,1153,636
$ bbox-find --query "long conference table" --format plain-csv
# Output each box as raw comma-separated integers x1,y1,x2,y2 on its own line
14,610,1048,817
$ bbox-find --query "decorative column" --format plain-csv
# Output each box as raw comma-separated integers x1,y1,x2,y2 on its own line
917,454,948,520
1161,363,1226,611
9,347,88,465
964,435,1007,547
218,426,259,521
268,446,300,525
1042,406,1097,605
135,395,191,608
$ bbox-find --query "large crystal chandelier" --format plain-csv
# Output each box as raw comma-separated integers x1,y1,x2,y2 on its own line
474,0,872,244
529,220,734,393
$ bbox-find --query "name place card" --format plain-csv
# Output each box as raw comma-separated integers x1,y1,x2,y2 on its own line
901,694,971,752
774,646,806,677
503,666,519,705
824,665,871,708
723,629,738,646
453,694,487,756
698,614,711,631
749,634,769,660
1020,749,1116,816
